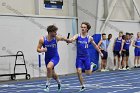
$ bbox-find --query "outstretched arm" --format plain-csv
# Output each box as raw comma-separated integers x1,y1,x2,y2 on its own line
69,34,79,43
56,35,71,43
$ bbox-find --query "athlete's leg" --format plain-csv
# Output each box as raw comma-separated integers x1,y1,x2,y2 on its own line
118,55,121,69
114,56,117,66
45,55,59,92
101,50,105,71
76,57,86,91
113,55,117,70
52,70,60,84
101,59,104,71
77,68,86,92
113,51,117,70
104,51,108,71
121,51,125,69
126,56,129,69
104,59,107,70
134,56,138,67
52,70,61,92
121,56,124,68
137,56,140,67
47,62,54,83
134,49,138,67
77,68,84,85
44,61,54,92
137,51,140,67
103,59,106,70
46,62,54,84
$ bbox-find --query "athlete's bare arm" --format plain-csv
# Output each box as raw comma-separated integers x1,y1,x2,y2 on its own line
37,37,47,53
132,40,140,48
98,40,103,50
69,34,79,42
56,35,71,43
89,36,103,57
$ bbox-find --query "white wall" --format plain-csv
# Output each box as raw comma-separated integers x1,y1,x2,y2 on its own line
0,0,35,15
98,0,140,20
77,0,98,35
0,0,76,17
0,15,77,80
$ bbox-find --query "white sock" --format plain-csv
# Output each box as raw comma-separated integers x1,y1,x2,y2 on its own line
90,62,95,71
135,64,137,67
46,78,51,86
81,85,85,88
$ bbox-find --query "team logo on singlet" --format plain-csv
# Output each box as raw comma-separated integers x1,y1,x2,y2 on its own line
136,41,140,42
45,44,57,48
116,40,122,43
77,40,88,48
77,40,87,44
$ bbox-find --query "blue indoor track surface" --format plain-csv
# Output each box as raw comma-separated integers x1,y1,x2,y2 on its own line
0,68,140,93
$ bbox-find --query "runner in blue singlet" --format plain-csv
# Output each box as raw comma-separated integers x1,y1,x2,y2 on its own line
121,33,131,70
68,22,103,92
113,31,124,70
133,32,140,68
37,25,70,92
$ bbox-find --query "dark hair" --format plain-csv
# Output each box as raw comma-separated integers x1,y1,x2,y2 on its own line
130,33,133,35
81,22,91,31
126,33,130,35
122,35,126,40
108,34,112,36
102,33,106,36
108,34,112,40
47,25,58,33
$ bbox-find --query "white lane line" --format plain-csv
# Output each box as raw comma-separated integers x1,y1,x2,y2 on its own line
63,73,140,83
6,69,139,86
10,70,140,86
107,87,135,93
1,73,140,92
134,91,140,93
1,69,140,93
